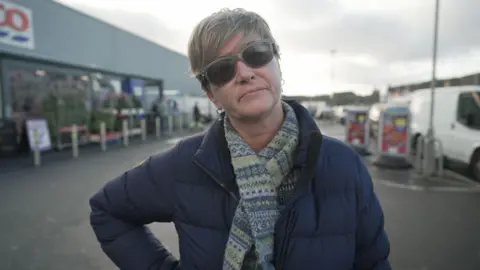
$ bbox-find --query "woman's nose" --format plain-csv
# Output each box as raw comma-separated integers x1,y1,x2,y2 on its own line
235,60,255,83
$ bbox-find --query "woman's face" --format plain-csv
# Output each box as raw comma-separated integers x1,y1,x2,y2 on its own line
205,33,282,121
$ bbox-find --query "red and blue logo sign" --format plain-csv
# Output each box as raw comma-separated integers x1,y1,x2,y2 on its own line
0,1,33,48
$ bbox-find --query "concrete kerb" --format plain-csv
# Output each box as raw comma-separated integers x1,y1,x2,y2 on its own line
442,169,480,186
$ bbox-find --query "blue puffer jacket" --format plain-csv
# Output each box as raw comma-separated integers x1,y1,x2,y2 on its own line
89,100,391,270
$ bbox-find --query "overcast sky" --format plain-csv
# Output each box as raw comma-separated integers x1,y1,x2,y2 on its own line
56,0,480,96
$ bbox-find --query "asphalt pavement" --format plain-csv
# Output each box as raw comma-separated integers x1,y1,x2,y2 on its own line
1,124,479,270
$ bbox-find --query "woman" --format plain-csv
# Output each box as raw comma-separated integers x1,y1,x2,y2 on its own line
90,8,391,270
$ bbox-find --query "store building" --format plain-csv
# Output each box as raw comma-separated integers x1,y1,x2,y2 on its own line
0,0,200,155
387,72,480,101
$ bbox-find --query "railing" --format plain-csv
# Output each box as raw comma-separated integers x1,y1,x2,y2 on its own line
414,135,444,177
32,113,193,167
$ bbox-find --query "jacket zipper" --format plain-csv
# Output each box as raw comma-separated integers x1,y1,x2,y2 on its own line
275,133,322,269
277,208,297,270
193,160,238,201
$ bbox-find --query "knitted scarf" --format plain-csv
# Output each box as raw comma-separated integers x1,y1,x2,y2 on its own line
223,102,300,270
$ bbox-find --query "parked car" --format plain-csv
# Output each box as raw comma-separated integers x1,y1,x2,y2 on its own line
316,108,334,120
333,106,347,125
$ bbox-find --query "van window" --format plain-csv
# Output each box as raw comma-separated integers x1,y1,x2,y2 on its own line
456,91,480,130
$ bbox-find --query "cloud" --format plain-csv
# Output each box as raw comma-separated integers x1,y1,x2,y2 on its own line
57,2,190,55
267,0,480,86
436,0,480,55
272,0,480,63
56,0,480,95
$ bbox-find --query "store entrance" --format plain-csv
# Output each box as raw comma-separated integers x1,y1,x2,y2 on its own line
7,63,90,153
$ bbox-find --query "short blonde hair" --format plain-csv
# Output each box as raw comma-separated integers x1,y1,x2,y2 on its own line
187,8,279,79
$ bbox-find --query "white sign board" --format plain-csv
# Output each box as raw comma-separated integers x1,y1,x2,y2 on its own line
26,118,52,152
0,0,35,49
133,86,143,97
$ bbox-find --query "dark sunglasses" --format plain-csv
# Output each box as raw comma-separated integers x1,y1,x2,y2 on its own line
197,40,277,88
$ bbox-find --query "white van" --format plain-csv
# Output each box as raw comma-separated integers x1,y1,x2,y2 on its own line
409,86,480,181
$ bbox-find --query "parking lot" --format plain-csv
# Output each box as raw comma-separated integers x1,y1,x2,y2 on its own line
1,124,479,270
318,121,479,190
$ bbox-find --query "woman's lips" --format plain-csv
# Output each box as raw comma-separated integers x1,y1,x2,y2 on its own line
240,88,266,100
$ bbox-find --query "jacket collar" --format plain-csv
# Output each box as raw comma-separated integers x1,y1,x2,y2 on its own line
193,99,322,199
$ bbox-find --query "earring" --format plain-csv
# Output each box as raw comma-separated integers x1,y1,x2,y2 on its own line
216,108,223,114
281,78,285,86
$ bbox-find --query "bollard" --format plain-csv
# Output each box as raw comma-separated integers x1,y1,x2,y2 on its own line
185,112,190,130
168,115,173,135
434,138,445,177
155,117,161,138
189,113,193,130
122,119,129,147
184,113,190,131
415,136,425,173
178,114,184,132
421,136,432,177
100,122,107,152
71,124,79,158
33,129,41,167
140,118,147,141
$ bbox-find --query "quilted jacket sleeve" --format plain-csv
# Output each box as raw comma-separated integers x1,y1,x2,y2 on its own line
89,146,180,270
353,156,392,270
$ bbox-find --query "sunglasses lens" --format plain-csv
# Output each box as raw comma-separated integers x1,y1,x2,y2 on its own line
204,41,275,87
242,41,274,68
205,58,236,86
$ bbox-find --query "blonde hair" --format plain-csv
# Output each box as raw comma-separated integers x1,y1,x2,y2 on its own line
187,8,279,79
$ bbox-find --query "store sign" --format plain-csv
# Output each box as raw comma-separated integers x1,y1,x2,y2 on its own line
379,107,410,156
0,1,34,49
26,118,52,152
345,110,368,146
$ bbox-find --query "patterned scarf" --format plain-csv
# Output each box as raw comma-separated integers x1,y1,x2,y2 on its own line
223,102,300,270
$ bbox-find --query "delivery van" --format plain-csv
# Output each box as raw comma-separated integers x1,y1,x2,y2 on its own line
409,86,480,181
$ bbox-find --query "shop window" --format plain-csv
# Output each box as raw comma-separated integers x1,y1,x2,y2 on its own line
144,80,162,113
8,67,90,150
89,73,120,133
90,74,143,133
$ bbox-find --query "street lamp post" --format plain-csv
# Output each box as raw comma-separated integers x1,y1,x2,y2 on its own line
330,49,337,95
329,49,337,109
424,0,440,175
